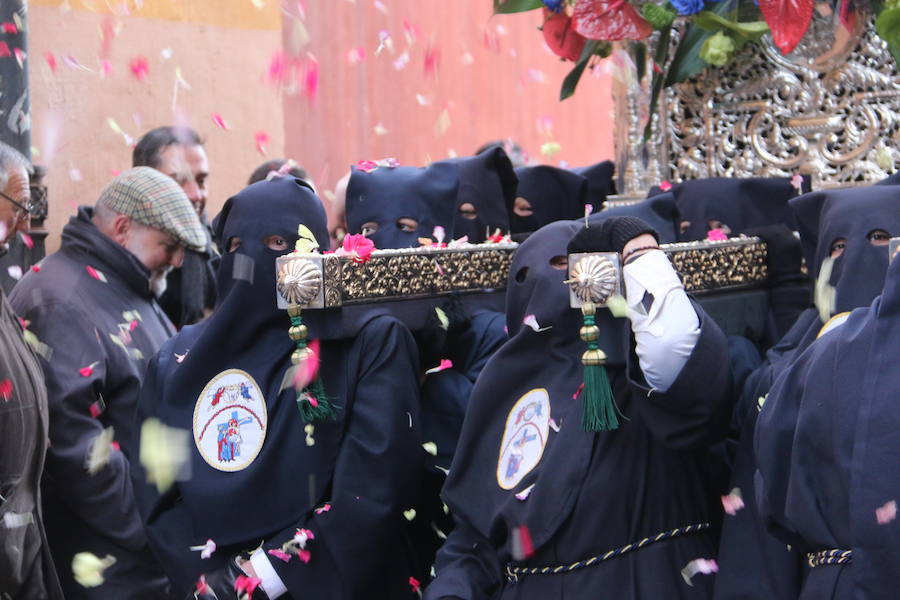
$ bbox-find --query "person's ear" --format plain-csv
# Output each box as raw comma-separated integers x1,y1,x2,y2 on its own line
110,214,132,245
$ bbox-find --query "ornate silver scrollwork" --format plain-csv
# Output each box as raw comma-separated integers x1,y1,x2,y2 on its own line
615,6,898,194
661,8,898,187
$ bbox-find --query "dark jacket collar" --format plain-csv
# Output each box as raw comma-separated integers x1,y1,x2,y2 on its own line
60,206,153,299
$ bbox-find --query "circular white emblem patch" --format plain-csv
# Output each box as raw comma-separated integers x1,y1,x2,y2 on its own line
497,388,551,490
817,311,851,339
193,369,267,472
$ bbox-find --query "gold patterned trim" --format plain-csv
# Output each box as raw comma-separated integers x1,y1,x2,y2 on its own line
275,237,768,309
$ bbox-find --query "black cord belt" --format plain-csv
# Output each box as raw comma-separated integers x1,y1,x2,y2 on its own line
505,522,711,583
807,549,852,568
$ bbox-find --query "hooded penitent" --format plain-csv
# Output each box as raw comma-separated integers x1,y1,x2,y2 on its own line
510,166,589,234
572,160,616,207
595,192,679,244
755,251,900,599
131,176,423,597
452,147,518,242
713,184,900,600
440,220,593,556
791,185,900,319
673,177,803,241
430,219,731,600
345,161,460,249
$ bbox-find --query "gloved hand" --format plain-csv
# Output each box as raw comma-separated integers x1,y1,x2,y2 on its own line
189,556,271,600
567,216,660,256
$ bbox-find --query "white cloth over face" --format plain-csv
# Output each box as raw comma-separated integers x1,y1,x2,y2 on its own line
623,249,700,392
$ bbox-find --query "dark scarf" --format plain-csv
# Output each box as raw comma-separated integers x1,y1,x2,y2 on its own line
345,162,460,249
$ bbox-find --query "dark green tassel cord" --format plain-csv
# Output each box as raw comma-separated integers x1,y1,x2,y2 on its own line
579,302,621,432
287,305,338,424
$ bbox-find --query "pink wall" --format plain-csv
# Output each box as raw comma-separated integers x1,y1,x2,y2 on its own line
28,1,615,251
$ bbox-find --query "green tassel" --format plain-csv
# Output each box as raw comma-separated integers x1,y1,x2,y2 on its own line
296,377,338,424
287,305,339,425
579,303,622,432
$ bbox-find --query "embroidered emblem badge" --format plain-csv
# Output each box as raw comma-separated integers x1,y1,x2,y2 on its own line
497,388,551,490
817,311,851,339
194,369,267,472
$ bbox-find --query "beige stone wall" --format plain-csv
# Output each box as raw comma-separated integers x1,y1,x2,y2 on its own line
29,0,285,252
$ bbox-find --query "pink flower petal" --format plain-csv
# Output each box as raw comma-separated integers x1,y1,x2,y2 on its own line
0,379,13,402
340,234,375,263
211,113,229,130
296,548,311,563
721,488,745,516
706,229,728,242
85,265,107,283
89,401,103,418
790,173,804,193
292,339,321,390
523,314,552,332
267,549,292,563
2,22,18,34
681,558,719,586
303,52,319,102
19,232,33,249
128,55,149,81
425,359,453,375
433,226,446,244
30,264,40,273
314,503,331,514
254,131,269,156
876,500,897,525
409,576,421,593
659,180,673,192
79,363,97,377
234,574,261,596
43,51,57,72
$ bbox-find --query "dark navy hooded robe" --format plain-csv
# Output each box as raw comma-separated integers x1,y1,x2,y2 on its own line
426,220,732,600
131,177,424,598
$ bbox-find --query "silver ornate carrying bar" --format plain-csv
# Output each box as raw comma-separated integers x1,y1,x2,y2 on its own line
275,237,768,310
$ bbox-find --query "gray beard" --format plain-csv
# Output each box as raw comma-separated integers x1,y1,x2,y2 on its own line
150,267,172,298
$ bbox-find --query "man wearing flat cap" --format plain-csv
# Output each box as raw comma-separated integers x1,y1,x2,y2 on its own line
10,167,205,599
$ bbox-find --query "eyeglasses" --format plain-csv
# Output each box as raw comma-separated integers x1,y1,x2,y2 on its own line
0,189,36,221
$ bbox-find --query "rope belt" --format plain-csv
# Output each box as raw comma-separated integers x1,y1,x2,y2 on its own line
807,549,852,568
504,522,711,583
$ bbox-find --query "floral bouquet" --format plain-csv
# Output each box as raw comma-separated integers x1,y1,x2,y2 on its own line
494,0,900,103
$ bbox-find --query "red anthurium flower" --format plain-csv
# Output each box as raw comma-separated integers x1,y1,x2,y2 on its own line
542,9,587,62
758,0,813,55
573,0,653,41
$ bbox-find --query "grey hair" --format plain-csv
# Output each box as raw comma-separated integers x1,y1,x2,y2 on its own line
0,141,31,190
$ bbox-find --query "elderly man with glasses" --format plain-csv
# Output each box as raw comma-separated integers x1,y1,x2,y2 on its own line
0,140,65,599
